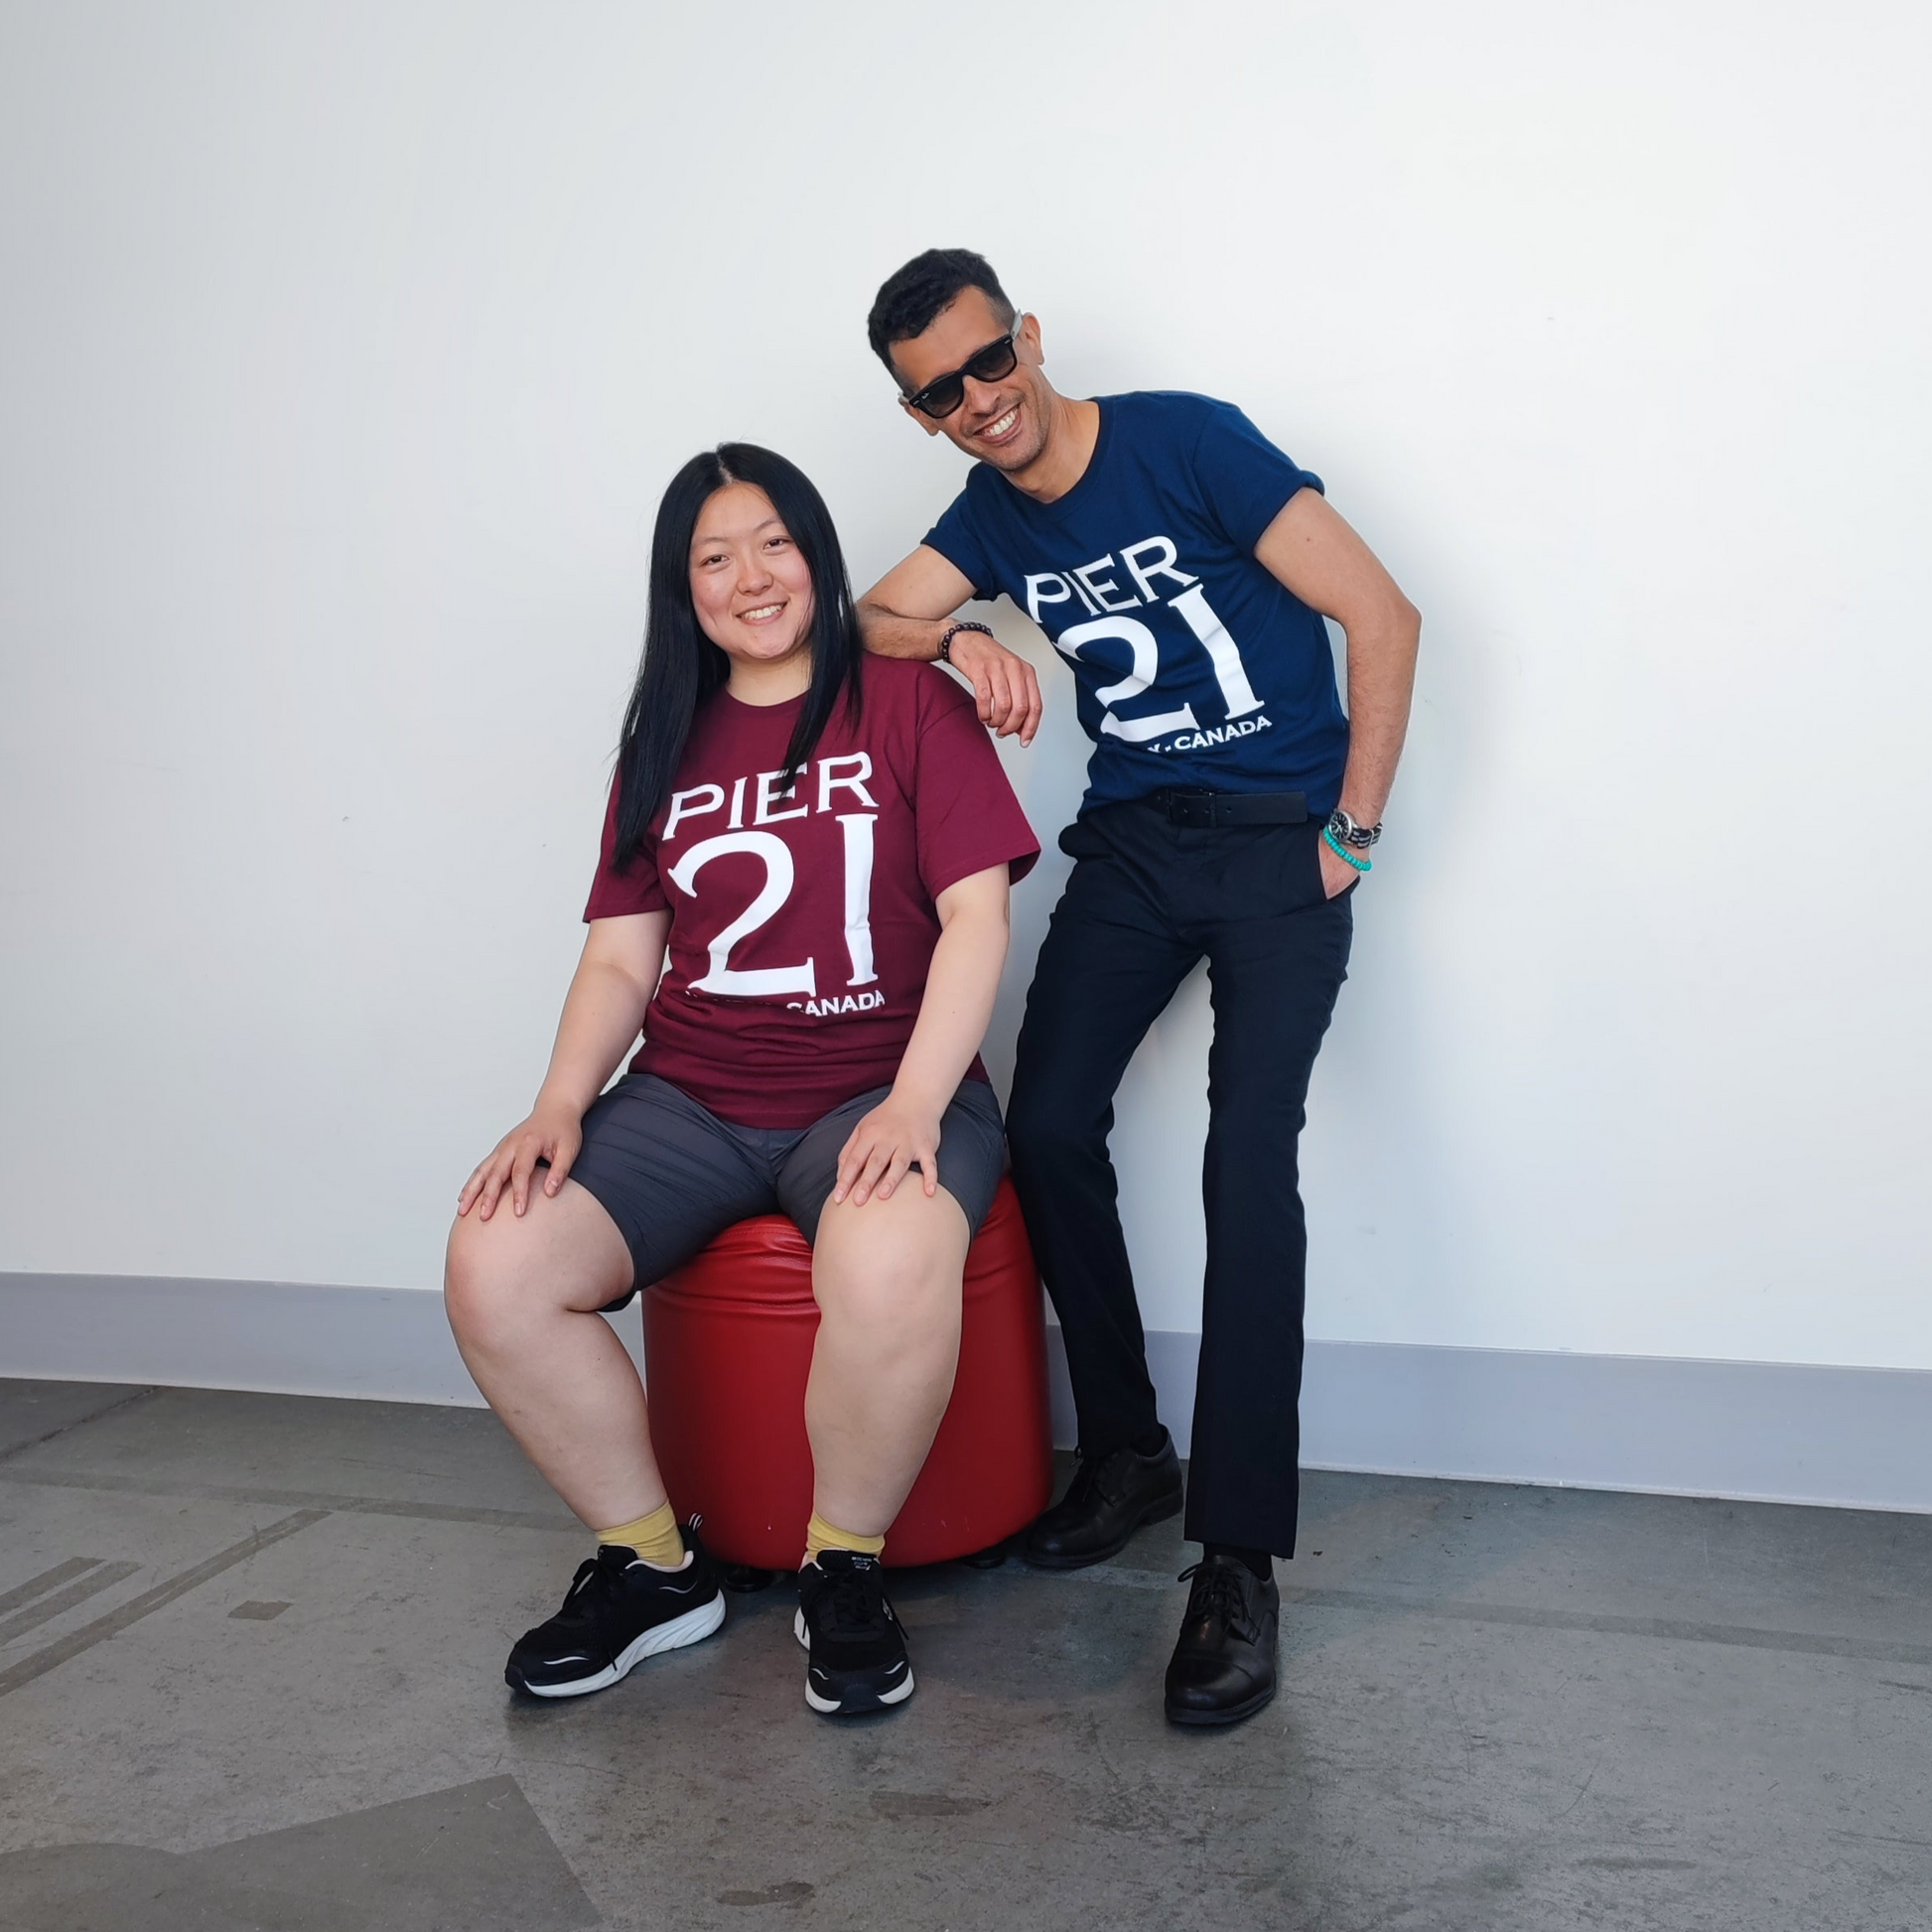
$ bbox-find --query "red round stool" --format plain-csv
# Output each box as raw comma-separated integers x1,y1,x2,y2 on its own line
640,1174,1052,1570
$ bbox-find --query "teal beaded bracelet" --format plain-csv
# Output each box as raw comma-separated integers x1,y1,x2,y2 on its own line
1322,826,1372,873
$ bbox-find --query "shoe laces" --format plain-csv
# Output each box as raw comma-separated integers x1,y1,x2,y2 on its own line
1177,1558,1258,1642
1067,1444,1137,1508
813,1553,890,1636
551,1545,632,1627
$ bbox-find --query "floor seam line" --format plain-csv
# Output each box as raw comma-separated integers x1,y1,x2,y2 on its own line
0,1562,142,1646
0,1386,159,1466
6,1473,1926,1670
0,1556,103,1616
1042,1566,1932,1667
0,1508,331,1698
0,1465,573,1532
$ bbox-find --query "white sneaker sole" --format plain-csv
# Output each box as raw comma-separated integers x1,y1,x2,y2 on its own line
516,1590,725,1699
793,1607,915,1715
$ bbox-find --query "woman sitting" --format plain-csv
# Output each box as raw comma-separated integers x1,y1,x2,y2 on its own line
445,444,1037,1717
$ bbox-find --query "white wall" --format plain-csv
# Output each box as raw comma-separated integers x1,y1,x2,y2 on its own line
3,1,1928,1372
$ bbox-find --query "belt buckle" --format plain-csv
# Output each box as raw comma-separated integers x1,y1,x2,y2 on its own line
1164,790,1214,829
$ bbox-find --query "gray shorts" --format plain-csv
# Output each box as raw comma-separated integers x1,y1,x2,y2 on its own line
566,1072,1009,1310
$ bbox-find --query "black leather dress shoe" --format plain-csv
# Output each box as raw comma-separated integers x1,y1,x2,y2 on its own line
1164,1554,1280,1726
1020,1433,1183,1570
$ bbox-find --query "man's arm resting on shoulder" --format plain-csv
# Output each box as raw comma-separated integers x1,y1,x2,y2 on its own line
858,545,1042,746
1254,489,1421,874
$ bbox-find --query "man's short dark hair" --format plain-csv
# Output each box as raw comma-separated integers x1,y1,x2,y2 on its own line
867,248,1015,383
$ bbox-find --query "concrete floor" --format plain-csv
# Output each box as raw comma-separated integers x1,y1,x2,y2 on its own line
0,1379,1927,1932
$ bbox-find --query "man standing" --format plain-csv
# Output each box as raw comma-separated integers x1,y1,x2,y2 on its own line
858,249,1420,1726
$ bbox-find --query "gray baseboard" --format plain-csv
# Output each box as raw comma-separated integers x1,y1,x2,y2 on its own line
1055,1328,1932,1514
0,1273,531,1409
6,1273,1928,1514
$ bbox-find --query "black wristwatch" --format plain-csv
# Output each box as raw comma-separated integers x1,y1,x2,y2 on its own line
1326,808,1382,851
937,621,994,665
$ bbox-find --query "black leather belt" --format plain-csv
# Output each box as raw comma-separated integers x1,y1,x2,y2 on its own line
1152,788,1308,829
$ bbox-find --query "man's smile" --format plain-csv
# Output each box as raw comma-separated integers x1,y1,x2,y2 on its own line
971,403,1023,449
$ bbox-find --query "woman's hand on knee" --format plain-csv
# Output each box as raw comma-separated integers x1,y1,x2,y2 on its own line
833,1093,942,1207
458,1103,585,1221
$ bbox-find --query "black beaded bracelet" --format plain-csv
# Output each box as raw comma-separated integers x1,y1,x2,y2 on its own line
937,621,994,665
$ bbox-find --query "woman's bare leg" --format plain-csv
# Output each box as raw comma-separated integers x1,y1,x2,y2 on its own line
805,1184,970,1537
444,1178,666,1530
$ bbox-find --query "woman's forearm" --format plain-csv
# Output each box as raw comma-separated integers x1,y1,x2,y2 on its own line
534,938,663,1117
892,876,1012,1113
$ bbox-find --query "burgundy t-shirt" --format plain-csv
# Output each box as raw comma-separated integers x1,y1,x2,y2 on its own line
585,654,1040,1129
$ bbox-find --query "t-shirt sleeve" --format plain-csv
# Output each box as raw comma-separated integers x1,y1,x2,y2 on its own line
911,671,1041,898
1192,400,1325,553
919,483,996,602
582,771,670,922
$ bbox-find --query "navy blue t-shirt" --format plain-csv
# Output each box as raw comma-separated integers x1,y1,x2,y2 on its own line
922,391,1347,815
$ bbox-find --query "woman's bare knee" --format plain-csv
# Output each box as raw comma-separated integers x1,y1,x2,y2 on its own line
814,1193,965,1343
819,1263,958,1344
444,1185,631,1349
444,1216,531,1352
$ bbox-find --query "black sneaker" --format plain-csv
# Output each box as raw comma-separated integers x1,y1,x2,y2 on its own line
505,1527,725,1698
794,1551,914,1717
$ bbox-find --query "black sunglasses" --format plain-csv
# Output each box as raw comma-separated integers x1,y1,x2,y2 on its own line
900,317,1025,420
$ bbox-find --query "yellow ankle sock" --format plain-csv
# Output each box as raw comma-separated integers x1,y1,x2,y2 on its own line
597,1501,685,1571
803,1510,887,1568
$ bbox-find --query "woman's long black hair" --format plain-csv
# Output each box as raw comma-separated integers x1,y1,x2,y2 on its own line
612,442,865,870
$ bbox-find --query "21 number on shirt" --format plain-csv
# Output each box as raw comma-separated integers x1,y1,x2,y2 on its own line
667,816,876,999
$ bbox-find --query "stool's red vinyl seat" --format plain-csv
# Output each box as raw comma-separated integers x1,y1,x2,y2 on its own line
640,1175,1052,1570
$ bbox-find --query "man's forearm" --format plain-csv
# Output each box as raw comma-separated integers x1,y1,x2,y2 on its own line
1249,490,1421,826
1335,601,1422,826
857,602,949,661
860,604,1045,745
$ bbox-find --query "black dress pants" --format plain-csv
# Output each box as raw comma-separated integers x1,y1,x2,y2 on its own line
1006,800,1353,1558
